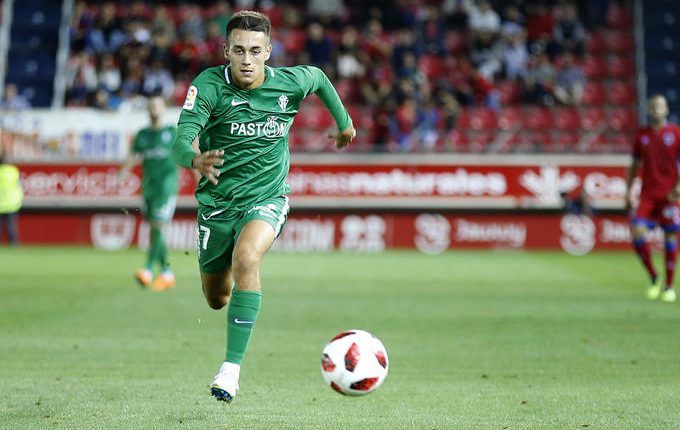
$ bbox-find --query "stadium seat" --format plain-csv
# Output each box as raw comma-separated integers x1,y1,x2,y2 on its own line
585,31,605,54
610,108,638,131
464,130,495,153
582,133,609,153
581,107,607,131
553,108,580,130
523,107,553,130
497,81,521,105
604,30,634,53
552,131,580,152
607,55,635,79
497,107,522,130
582,55,607,79
582,82,606,105
606,5,633,28
444,30,467,54
608,82,636,104
458,108,497,131
418,54,444,80
610,132,633,153
282,28,307,53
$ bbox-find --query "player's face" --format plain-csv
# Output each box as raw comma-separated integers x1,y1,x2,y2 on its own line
148,97,165,121
649,96,669,124
224,29,271,90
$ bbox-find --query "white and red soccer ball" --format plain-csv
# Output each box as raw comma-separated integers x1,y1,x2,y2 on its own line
321,329,389,396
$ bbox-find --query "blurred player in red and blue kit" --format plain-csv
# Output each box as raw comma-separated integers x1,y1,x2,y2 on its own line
626,94,680,303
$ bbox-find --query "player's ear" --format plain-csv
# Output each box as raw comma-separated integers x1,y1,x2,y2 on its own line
223,43,229,61
265,43,272,61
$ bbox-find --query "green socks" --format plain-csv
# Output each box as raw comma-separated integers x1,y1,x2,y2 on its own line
148,226,169,272
226,289,262,364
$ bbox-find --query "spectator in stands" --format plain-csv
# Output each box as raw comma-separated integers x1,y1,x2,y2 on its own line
362,19,392,64
336,27,365,80
416,6,446,56
308,0,344,27
86,2,126,54
526,3,555,55
143,58,174,100
553,2,586,55
415,97,441,151
554,52,585,105
442,0,474,29
0,150,23,246
503,31,529,80
65,52,98,106
304,22,334,70
97,53,121,95
151,5,176,45
523,52,556,105
391,29,419,71
470,68,500,111
209,1,232,36
179,4,206,41
501,5,525,38
1,84,31,111
468,0,501,43
390,97,418,151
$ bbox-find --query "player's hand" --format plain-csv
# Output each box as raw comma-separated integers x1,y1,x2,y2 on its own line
669,189,680,203
192,150,224,185
328,125,356,149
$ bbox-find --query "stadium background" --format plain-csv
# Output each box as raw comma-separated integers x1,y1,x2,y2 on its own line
0,0,678,254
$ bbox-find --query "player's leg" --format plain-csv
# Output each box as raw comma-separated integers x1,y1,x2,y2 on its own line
211,196,288,403
149,197,177,291
661,230,678,303
660,204,680,302
631,200,660,298
201,270,234,309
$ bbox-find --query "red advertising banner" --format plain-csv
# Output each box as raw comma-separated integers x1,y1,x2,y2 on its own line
13,212,648,255
17,154,632,210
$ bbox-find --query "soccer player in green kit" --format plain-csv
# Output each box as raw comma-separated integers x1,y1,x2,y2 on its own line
172,11,355,403
120,96,178,292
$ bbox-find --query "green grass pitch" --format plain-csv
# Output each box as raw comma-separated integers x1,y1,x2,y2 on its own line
2,247,680,429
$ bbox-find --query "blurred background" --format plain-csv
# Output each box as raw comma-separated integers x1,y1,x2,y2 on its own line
0,0,677,253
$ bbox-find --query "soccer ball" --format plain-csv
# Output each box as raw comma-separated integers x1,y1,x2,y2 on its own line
320,329,389,396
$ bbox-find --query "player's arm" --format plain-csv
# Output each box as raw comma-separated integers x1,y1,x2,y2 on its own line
118,136,141,180
172,82,224,185
625,137,641,212
301,66,356,148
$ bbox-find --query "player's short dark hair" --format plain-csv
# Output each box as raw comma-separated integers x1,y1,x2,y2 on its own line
226,11,271,40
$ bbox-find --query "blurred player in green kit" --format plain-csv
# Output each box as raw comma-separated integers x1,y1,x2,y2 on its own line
119,96,178,292
171,11,355,403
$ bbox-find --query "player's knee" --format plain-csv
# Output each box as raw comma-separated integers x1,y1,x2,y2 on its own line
206,294,229,310
232,249,261,274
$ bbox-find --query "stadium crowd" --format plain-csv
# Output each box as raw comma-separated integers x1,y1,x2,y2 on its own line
65,0,628,152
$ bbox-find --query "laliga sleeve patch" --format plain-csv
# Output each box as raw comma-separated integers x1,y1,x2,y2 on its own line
183,85,198,110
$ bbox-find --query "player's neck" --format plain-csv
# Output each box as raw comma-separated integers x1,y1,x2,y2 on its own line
234,74,265,90
150,119,162,129
651,120,667,131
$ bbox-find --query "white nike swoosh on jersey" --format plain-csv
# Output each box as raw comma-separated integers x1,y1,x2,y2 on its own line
231,99,248,106
234,318,254,324
201,208,227,221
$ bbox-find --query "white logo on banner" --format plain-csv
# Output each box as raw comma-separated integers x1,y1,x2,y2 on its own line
414,214,451,254
455,218,526,248
520,166,579,204
272,219,335,252
137,220,198,250
91,214,136,250
340,215,385,252
560,214,595,255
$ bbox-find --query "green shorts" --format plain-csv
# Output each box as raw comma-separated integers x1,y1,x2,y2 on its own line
196,195,290,274
142,195,176,223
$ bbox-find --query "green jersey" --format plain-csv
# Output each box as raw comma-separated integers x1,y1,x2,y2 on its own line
173,64,351,211
132,125,179,198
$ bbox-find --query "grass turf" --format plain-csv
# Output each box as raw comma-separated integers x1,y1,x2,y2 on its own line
1,247,679,429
